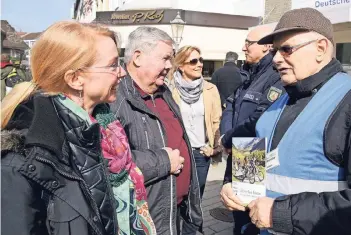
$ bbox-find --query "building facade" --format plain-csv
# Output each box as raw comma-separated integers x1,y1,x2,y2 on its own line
1,20,29,61
262,0,351,73
21,32,42,66
263,0,292,23
73,0,264,78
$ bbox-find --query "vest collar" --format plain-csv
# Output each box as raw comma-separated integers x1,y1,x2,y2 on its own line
285,58,344,100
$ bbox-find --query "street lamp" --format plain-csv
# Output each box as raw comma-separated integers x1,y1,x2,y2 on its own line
170,11,186,52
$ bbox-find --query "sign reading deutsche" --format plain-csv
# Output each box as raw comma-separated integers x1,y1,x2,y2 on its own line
111,10,165,23
315,0,350,8
292,0,351,9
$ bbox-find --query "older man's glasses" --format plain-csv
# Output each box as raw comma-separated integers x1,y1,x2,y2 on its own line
270,39,318,57
185,57,204,65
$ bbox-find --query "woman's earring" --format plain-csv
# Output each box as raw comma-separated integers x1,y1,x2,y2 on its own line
79,90,84,104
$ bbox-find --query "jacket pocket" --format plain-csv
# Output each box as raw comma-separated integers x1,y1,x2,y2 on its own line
47,196,88,235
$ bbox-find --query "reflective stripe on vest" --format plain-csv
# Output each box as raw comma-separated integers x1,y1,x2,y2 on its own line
266,173,348,195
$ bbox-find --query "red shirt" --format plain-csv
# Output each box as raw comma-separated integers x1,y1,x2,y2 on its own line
135,83,191,205
1,62,11,69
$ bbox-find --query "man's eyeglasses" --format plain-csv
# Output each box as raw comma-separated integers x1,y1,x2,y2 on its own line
270,39,319,57
244,39,258,48
184,57,204,65
77,58,124,73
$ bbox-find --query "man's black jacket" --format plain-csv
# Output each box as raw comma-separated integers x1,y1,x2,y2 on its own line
110,76,203,235
210,61,243,107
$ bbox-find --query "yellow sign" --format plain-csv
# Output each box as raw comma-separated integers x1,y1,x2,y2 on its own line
111,10,165,23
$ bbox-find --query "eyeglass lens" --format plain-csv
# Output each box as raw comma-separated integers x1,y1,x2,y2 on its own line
189,57,204,65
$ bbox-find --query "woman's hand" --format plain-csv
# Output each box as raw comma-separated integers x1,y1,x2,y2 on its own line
248,197,274,229
200,145,223,157
200,145,214,157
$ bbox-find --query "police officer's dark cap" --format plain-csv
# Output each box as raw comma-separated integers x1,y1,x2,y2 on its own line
258,8,334,45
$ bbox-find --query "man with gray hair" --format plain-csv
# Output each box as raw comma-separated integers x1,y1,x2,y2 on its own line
222,8,351,235
210,51,243,108
111,26,202,235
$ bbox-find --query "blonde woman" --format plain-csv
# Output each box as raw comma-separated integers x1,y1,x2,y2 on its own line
1,22,156,235
168,46,222,234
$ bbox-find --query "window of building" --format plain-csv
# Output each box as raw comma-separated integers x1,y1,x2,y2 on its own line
336,43,351,75
336,43,351,64
29,40,36,48
203,60,215,78
10,50,20,58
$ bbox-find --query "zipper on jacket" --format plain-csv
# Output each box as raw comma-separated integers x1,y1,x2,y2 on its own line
150,95,156,107
156,120,166,147
142,116,150,149
156,119,173,235
35,156,105,235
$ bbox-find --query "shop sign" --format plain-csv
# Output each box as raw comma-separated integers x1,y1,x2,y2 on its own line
315,0,350,8
111,10,164,23
292,0,351,9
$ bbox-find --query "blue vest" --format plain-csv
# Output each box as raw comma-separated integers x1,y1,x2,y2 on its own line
256,72,350,198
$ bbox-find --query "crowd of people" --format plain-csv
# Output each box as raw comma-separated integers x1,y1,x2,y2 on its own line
1,7,350,235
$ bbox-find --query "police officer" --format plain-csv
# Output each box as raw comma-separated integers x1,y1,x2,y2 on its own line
220,25,285,235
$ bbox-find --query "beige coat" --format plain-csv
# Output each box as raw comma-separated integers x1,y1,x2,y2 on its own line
170,80,222,148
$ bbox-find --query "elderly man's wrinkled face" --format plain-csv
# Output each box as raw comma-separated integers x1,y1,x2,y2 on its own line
137,40,173,93
272,32,328,85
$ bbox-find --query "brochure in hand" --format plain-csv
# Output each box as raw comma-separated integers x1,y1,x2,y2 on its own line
232,137,266,205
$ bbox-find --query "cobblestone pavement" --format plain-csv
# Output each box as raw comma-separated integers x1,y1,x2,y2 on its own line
197,159,234,235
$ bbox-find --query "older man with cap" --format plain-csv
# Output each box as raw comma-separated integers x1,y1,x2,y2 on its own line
221,8,351,235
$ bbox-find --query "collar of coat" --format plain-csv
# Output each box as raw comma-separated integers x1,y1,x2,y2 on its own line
2,94,66,164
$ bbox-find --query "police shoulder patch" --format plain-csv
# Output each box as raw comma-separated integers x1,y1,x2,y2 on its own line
267,86,282,102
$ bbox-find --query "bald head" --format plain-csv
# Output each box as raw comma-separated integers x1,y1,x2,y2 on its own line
243,25,274,64
248,25,274,42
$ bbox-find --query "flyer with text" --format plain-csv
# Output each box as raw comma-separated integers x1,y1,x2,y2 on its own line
232,137,266,205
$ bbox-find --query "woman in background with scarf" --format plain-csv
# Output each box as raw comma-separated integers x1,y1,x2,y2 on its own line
168,46,222,234
1,21,155,235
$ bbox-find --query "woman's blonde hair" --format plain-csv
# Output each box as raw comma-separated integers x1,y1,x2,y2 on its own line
1,21,118,129
169,45,201,79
